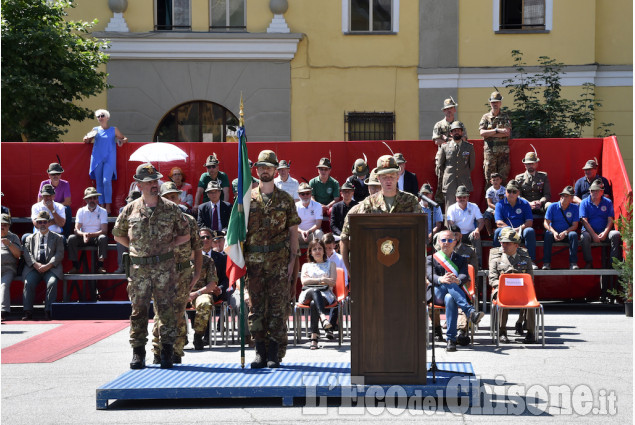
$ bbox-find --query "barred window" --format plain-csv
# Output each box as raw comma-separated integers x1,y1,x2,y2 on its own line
345,112,395,141
500,0,545,30
210,0,246,31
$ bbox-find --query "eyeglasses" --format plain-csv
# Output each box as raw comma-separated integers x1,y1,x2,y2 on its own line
200,235,211,240
206,165,218,169
97,114,106,118
36,220,48,225
440,238,455,243
507,190,518,194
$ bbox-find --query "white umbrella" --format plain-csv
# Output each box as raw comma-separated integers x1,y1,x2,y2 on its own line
129,142,188,163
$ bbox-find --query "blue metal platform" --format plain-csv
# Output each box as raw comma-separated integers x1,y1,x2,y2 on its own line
97,362,476,409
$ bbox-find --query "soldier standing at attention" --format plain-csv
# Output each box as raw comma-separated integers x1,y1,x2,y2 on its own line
437,121,475,210
113,163,190,370
432,98,468,205
479,91,512,184
151,182,204,364
246,150,300,369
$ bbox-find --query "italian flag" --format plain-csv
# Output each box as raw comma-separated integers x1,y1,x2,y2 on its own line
224,126,251,284
433,251,459,277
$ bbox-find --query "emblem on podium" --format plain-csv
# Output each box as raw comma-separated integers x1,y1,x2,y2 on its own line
377,237,399,267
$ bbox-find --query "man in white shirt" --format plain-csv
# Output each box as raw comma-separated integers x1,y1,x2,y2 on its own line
446,185,484,267
31,184,66,235
296,182,323,245
67,187,109,274
274,160,300,202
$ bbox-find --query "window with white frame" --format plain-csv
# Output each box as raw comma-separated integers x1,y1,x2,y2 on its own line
210,0,246,31
342,0,399,34
494,0,552,32
155,0,191,31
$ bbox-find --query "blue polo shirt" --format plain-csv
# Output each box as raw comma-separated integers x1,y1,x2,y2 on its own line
420,203,443,233
545,201,580,233
494,196,533,228
580,196,614,233
574,175,612,200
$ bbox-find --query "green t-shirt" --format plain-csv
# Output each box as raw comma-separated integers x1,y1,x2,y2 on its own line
198,171,230,203
309,176,340,205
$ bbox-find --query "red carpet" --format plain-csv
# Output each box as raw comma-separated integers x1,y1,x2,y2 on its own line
1,320,129,364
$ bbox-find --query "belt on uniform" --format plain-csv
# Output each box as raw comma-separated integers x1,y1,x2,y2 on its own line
245,242,286,253
176,260,192,271
486,139,509,147
129,251,174,265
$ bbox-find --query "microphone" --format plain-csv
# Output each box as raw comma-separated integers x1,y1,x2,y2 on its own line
418,193,439,208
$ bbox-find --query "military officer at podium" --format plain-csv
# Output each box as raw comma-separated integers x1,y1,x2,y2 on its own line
113,163,190,370
339,155,420,278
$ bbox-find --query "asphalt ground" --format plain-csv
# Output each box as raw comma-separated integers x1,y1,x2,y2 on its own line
1,302,632,424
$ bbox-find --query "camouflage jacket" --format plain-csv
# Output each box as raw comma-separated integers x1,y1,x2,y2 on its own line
245,186,301,248
192,254,218,292
479,111,512,144
432,118,468,143
174,213,203,263
488,246,534,288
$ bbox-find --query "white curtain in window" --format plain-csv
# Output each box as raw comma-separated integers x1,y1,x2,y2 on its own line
523,0,545,26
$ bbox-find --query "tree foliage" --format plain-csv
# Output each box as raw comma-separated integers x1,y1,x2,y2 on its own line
1,0,110,142
610,197,633,303
502,50,614,139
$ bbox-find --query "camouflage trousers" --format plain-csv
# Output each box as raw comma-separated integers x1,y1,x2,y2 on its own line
193,294,213,334
245,248,291,357
127,260,178,349
483,144,510,185
152,265,192,357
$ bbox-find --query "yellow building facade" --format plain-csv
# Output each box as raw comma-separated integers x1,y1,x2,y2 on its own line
63,0,631,176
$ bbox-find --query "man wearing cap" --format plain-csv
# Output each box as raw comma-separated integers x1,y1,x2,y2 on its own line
515,151,551,215
296,183,324,245
438,122,475,209
394,153,419,196
1,214,22,320
489,227,536,344
67,187,109,274
579,180,622,270
340,156,420,276
330,181,358,237
209,230,230,301
188,227,220,350
197,181,231,231
426,229,484,351
309,157,341,215
37,163,72,236
194,154,230,209
345,158,370,202
543,186,580,270
418,183,443,243
245,150,300,369
150,181,204,363
31,184,66,236
22,211,65,321
432,99,468,204
274,160,300,202
493,180,537,268
479,91,512,184
113,163,191,369
446,185,484,267
574,159,613,202
365,169,382,196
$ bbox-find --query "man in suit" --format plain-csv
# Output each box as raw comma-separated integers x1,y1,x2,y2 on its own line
22,210,65,320
393,153,419,196
426,229,484,352
438,121,475,210
197,181,231,231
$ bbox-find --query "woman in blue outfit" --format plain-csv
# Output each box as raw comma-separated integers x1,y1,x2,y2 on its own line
83,109,127,214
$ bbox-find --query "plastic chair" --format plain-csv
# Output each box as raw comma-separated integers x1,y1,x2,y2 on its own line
490,273,545,347
293,267,346,346
185,298,229,349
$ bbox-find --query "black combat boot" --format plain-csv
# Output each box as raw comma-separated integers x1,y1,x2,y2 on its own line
250,340,267,369
153,352,161,364
266,340,280,369
161,344,174,369
130,347,146,369
193,333,205,350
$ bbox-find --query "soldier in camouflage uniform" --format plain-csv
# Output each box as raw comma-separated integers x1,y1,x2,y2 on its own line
150,182,203,363
189,246,220,349
488,227,536,344
438,121,475,210
515,151,552,215
340,155,421,276
113,163,190,369
246,150,300,369
479,91,512,184
432,98,468,205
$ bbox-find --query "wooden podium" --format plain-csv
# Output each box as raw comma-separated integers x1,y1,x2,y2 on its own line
349,213,428,385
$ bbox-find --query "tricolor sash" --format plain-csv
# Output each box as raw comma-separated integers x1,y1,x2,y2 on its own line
433,251,459,277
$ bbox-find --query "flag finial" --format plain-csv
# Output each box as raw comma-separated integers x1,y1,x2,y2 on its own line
239,93,244,127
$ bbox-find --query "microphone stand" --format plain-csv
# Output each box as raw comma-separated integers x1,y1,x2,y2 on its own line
420,194,472,382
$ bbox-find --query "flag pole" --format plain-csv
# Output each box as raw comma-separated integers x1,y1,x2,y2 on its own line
238,95,246,369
